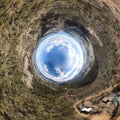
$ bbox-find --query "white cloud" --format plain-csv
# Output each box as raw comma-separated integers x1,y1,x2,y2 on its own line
34,32,86,83
46,45,54,53
43,64,48,72
54,66,65,78
49,36,65,46
67,44,76,58
55,67,61,74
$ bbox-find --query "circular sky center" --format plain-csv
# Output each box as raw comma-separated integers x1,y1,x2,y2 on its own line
33,31,87,84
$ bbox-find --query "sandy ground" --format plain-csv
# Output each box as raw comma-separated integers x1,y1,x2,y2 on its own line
91,112,110,120
99,0,120,22
73,83,120,120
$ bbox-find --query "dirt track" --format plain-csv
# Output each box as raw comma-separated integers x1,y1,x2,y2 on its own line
73,83,120,119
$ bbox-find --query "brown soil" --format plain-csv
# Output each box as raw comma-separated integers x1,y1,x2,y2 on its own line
73,83,120,120
0,0,120,120
91,112,110,120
